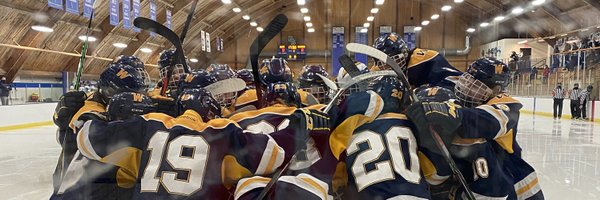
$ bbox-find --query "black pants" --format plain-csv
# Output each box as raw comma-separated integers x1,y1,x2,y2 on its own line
570,100,580,118
581,102,588,119
553,99,563,118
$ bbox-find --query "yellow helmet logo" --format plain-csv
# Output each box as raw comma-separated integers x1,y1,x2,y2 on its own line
391,89,403,100
181,93,192,101
389,34,398,42
132,93,144,102
427,87,440,96
116,68,131,79
185,74,195,83
495,64,505,74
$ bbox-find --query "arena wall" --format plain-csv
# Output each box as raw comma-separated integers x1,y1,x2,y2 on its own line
0,103,56,131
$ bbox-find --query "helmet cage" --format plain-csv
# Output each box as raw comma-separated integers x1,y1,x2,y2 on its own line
455,73,494,107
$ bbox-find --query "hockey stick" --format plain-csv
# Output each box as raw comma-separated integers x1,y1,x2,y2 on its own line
74,0,101,90
255,70,397,200
179,0,199,43
316,74,338,92
338,54,368,91
204,78,246,96
248,14,288,109
346,43,476,200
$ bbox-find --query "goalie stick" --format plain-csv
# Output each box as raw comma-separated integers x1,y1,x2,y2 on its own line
346,43,476,200
248,14,288,109
256,70,397,200
74,0,101,90
338,54,368,91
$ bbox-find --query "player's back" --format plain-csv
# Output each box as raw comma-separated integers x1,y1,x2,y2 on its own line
345,113,430,200
78,110,284,199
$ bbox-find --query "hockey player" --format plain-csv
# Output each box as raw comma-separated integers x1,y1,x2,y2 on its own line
52,92,155,200
113,55,151,89
75,88,328,199
237,68,256,90
373,32,463,89
407,57,544,200
336,61,370,101
148,49,190,99
298,65,330,103
211,64,238,108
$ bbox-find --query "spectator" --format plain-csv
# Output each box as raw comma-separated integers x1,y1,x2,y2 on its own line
529,67,537,84
579,85,593,120
569,83,582,119
552,82,566,119
0,77,11,105
543,65,550,84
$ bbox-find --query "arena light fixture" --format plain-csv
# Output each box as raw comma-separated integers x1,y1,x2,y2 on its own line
306,22,313,27
256,27,264,32
189,58,199,63
250,21,258,26
232,7,241,13
466,28,476,33
360,28,368,33
431,14,440,20
375,0,385,5
363,22,370,28
221,0,231,4
479,22,490,27
140,48,152,53
454,0,464,3
494,16,505,21
303,16,311,21
297,0,305,6
537,39,545,42
441,5,452,12
367,16,375,21
242,15,250,20
517,40,528,44
421,20,430,26
560,33,568,36
532,0,545,6
113,42,127,48
414,26,423,31
31,25,53,32
300,8,309,13
78,35,97,42
307,28,315,33
371,8,379,14
512,7,524,14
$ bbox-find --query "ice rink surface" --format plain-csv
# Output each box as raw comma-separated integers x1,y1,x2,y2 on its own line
0,114,598,199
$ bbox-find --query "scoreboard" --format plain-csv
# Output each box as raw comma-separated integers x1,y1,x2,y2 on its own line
278,44,307,61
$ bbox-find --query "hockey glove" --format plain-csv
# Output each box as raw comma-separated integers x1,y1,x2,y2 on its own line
54,91,87,130
152,96,178,117
406,101,462,150
292,108,331,160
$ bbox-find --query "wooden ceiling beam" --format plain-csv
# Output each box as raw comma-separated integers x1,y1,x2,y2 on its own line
581,0,600,11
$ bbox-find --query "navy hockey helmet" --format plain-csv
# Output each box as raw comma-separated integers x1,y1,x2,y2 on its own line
370,76,411,113
236,69,255,89
159,49,190,90
177,88,221,121
414,85,457,102
113,55,150,90
455,57,510,107
177,69,217,96
298,65,330,103
259,58,292,85
373,32,410,72
262,81,301,107
106,92,154,121
210,64,238,107
337,62,370,97
98,63,145,102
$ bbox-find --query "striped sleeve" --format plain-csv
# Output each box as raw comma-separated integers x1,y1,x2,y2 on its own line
232,129,285,176
234,174,331,200
457,95,522,140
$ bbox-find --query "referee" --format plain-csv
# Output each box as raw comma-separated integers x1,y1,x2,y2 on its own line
570,83,581,119
552,83,565,119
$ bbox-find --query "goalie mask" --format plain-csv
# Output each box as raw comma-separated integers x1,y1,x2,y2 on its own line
373,32,410,73
159,49,190,92
113,55,151,90
178,88,221,122
98,63,146,104
337,62,369,99
262,81,301,107
455,57,510,107
211,64,238,107
299,65,330,103
107,92,154,121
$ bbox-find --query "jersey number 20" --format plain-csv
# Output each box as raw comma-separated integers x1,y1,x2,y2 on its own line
347,126,421,191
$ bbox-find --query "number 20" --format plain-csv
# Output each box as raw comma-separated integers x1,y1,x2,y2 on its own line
347,126,421,191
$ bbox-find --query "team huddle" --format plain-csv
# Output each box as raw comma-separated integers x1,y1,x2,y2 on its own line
49,33,544,200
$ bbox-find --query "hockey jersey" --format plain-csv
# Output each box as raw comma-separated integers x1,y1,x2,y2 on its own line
76,110,285,199
456,94,544,200
234,174,331,200
230,89,320,114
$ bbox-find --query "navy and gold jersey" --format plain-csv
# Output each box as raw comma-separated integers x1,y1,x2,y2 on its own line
457,94,544,199
234,174,331,200
231,89,320,114
343,113,430,200
76,110,284,199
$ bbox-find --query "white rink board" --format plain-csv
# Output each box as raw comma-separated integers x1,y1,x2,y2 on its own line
0,103,57,127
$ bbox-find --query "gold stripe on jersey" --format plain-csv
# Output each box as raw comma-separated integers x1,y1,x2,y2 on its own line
299,90,320,106
69,100,106,131
418,151,449,185
299,175,329,200
143,110,241,132
515,172,541,199
234,176,271,199
229,105,297,122
477,105,509,139
222,155,252,189
486,94,521,105
332,162,348,194
306,104,327,111
494,129,515,154
330,114,377,160
97,147,142,188
407,48,439,69
376,113,408,120
235,89,258,107
451,137,487,146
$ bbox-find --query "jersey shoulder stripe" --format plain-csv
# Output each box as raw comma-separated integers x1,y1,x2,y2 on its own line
486,94,521,105
143,110,241,131
408,48,440,68
69,100,106,131
235,89,258,107
229,106,297,122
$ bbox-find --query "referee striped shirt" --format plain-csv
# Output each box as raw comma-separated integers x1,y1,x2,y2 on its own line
570,88,581,100
579,91,590,104
553,87,565,99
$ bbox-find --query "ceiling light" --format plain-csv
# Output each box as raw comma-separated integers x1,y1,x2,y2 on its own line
532,0,545,6
367,16,375,21
431,14,440,20
306,22,313,27
517,40,528,44
414,26,422,31
300,8,309,13
307,28,315,33
375,0,385,5
250,21,258,26
189,58,199,63
560,33,568,36
537,39,545,42
232,7,241,13
297,0,305,6
242,15,250,20
512,7,524,14
221,0,231,4
580,28,589,32
441,5,452,11
78,35,97,42
140,48,152,53
303,16,311,21
31,25,53,32
454,0,464,3
480,22,490,27
421,20,430,26
494,16,505,21
466,28,476,33
257,27,264,32
360,28,368,33
113,42,127,48
363,22,370,27
371,8,379,14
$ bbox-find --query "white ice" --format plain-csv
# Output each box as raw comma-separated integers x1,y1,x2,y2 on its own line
0,114,599,199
